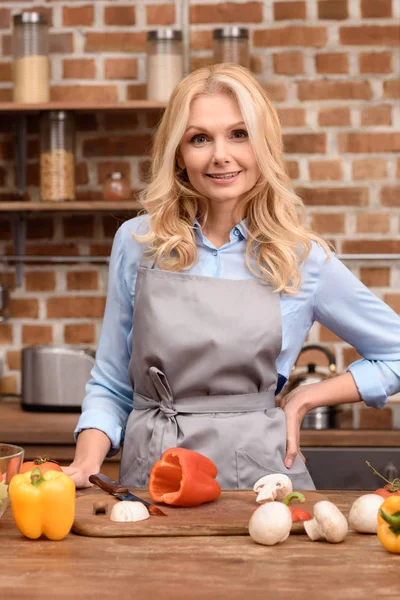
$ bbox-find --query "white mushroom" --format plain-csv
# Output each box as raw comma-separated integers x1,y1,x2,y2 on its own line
348,493,385,534
253,473,293,504
110,501,150,523
249,501,293,546
304,500,348,543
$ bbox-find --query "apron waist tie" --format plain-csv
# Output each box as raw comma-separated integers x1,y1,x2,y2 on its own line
133,390,276,413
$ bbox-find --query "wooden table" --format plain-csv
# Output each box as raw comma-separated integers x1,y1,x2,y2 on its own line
1,490,398,600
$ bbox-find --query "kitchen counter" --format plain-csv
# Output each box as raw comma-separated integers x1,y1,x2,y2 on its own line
0,490,398,600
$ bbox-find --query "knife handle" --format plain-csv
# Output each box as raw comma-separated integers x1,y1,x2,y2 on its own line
89,474,129,496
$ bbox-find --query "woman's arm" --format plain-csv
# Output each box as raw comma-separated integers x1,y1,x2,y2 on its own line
62,429,111,488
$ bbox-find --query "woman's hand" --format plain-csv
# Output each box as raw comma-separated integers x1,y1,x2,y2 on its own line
62,462,98,489
279,387,311,468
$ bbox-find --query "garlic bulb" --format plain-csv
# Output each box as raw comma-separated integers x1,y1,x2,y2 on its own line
110,501,150,523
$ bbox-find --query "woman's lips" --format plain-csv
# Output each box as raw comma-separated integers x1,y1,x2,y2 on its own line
205,171,242,184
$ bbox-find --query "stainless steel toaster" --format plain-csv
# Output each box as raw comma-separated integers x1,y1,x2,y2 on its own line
21,345,96,412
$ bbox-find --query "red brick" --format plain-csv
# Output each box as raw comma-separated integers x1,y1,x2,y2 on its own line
27,218,54,240
85,32,147,53
22,325,53,345
361,0,392,18
278,108,306,128
273,52,304,74
66,271,99,291
146,4,175,25
139,160,151,183
25,271,56,292
0,61,11,82
342,240,400,254
0,9,10,29
76,190,105,202
381,186,400,207
47,297,106,319
315,53,349,74
10,299,39,319
360,267,390,287
0,165,6,185
126,85,148,100
63,5,94,27
0,89,12,101
298,80,371,101
309,160,343,180
250,55,263,74
318,107,351,126
90,244,113,256
190,2,263,23
190,31,212,52
63,216,95,238
10,244,79,257
274,1,306,20
338,133,400,153
384,294,400,313
102,215,131,238
296,187,368,206
0,376,17,395
0,324,12,345
264,81,287,102
340,26,400,46
104,6,136,26
360,106,392,126
254,26,327,47
83,135,152,157
352,159,387,180
283,133,326,154
383,80,400,99
0,218,11,240
397,158,400,179
285,160,299,179
103,114,139,130
311,213,345,233
359,52,392,74
6,350,21,371
319,326,341,342
97,162,131,184
75,114,99,132
356,213,390,233
104,58,138,80
63,59,96,80
318,0,348,19
64,323,95,345
76,163,89,186
50,33,74,54
51,86,118,103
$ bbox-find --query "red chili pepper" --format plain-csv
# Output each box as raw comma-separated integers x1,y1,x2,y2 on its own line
148,447,221,507
282,491,312,522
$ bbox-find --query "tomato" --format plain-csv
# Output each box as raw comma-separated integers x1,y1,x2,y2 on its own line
20,457,63,474
374,487,400,498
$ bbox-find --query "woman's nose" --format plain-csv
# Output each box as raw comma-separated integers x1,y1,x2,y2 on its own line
212,139,231,164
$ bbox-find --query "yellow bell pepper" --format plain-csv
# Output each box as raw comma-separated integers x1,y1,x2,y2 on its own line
377,495,400,554
9,467,75,541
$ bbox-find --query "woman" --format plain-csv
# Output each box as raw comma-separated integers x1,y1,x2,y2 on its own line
65,64,400,490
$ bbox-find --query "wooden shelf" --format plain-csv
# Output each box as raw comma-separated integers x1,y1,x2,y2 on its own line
0,201,140,211
0,100,166,113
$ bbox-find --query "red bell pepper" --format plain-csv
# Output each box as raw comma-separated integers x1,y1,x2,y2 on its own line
149,447,221,507
283,491,312,522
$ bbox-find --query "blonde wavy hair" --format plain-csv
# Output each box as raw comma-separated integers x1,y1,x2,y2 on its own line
135,63,331,294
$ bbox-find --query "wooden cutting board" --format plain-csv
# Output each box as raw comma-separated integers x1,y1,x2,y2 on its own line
72,489,327,538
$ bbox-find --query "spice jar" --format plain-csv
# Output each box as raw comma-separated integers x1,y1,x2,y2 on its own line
147,29,184,103
102,173,131,202
213,27,250,69
40,111,75,202
12,12,50,104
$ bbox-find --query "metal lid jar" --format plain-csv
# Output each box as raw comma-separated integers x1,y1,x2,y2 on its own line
147,29,184,103
40,111,75,202
12,12,50,103
213,27,250,69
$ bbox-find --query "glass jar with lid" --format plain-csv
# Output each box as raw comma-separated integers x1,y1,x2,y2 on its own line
40,111,75,202
12,12,50,103
147,29,184,103
102,173,131,202
213,27,250,69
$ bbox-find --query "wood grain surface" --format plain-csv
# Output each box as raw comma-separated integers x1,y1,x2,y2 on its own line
72,489,327,537
1,490,399,600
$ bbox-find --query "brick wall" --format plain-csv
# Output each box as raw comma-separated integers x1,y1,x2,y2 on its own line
0,0,398,397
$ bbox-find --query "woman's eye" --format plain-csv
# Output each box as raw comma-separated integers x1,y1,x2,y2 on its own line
232,130,248,139
191,134,207,144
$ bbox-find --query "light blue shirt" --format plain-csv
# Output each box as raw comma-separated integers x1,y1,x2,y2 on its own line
75,214,400,456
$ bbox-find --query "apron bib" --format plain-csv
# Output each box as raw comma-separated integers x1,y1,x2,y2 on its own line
120,254,315,490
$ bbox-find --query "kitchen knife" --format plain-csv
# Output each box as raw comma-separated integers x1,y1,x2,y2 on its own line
89,473,167,516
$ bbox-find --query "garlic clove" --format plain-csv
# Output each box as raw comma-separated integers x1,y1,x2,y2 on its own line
110,501,150,523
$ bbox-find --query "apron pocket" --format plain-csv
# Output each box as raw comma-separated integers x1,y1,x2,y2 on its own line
119,456,146,488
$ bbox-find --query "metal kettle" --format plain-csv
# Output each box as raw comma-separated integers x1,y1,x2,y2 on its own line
284,344,337,430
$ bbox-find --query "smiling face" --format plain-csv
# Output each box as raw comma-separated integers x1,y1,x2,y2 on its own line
177,93,261,212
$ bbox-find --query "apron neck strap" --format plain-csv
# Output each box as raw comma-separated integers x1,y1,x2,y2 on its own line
140,252,155,269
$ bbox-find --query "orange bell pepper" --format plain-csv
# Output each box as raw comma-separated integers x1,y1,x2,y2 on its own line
377,495,400,554
9,468,75,541
149,447,221,507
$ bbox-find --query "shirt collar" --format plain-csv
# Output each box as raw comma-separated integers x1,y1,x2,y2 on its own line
193,218,248,240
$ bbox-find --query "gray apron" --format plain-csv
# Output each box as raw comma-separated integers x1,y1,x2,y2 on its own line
119,253,315,490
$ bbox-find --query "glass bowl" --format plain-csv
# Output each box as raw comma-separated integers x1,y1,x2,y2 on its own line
0,443,25,518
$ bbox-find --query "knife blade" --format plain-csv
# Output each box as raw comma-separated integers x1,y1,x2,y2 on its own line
89,473,167,516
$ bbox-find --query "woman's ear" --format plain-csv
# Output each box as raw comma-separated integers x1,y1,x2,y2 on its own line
176,152,185,170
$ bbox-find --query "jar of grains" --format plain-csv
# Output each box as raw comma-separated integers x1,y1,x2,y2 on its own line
147,29,184,103
12,12,50,104
213,27,250,69
40,111,75,202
